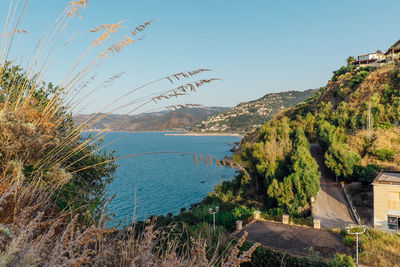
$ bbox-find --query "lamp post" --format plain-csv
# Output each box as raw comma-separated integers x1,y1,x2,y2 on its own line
346,224,366,267
209,206,219,231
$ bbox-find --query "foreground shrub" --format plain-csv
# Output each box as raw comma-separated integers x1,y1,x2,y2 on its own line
0,181,259,266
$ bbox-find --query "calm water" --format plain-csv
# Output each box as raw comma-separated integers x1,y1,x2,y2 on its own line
101,132,240,225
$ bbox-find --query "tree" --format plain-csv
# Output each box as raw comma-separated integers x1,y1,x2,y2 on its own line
347,56,356,66
267,128,320,214
325,143,360,180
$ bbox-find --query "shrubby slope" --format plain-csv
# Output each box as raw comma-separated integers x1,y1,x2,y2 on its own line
233,63,400,216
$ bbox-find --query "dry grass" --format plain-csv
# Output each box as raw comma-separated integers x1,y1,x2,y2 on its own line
0,1,260,265
0,180,259,266
359,228,400,267
347,128,400,168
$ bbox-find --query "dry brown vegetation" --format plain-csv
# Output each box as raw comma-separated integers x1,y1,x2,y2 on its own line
347,128,400,169
0,184,258,266
317,64,396,110
359,228,400,266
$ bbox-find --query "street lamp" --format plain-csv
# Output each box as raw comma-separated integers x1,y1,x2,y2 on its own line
209,206,219,231
346,224,366,267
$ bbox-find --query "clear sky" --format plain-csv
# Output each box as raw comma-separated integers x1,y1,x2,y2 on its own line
1,0,400,114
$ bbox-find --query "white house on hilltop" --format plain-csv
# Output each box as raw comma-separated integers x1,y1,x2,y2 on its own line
357,50,385,62
353,39,400,67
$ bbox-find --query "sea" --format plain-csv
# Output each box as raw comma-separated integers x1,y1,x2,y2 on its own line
99,132,241,226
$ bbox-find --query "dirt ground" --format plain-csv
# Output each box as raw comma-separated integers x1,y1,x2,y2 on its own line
236,220,351,258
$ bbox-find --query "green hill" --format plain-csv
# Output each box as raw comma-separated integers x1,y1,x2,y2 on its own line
228,63,400,266
190,89,317,134
224,63,400,217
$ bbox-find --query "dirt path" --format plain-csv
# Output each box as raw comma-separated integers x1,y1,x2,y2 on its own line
236,220,350,258
310,144,355,229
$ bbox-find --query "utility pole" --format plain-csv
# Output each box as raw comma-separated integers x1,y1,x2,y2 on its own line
367,100,372,139
367,84,373,140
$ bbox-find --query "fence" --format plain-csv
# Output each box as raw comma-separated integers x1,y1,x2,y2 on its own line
340,182,361,225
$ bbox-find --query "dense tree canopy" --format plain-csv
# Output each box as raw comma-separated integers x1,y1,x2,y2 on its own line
235,117,320,215
267,128,320,214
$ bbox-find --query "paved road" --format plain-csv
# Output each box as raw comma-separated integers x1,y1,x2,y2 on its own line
310,144,355,229
236,221,350,258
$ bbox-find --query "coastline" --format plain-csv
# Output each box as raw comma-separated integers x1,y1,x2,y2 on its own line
165,132,243,138
82,129,243,138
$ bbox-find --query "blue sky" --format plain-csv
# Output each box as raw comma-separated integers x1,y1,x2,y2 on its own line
2,0,400,114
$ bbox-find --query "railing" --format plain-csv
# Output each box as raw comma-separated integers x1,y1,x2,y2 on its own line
340,183,361,225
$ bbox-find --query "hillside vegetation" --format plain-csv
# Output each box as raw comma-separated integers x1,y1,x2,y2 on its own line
191,89,316,133
228,63,400,266
236,63,400,188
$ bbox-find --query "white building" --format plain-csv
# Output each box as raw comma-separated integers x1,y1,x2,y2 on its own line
358,51,385,62
355,50,386,66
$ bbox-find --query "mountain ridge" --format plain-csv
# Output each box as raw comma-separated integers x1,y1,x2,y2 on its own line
72,107,230,131
190,89,317,133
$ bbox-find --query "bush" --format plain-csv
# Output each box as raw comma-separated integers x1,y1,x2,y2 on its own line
348,70,370,89
353,164,380,184
0,63,118,218
332,66,353,82
371,148,396,161
215,211,237,231
232,206,254,221
261,211,282,222
291,216,313,227
343,236,355,247
241,241,324,267
327,253,355,267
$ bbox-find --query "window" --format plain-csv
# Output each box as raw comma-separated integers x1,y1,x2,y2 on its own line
389,191,400,201
388,216,399,230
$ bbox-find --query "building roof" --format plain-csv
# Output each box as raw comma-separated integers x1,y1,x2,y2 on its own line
374,171,400,185
385,39,400,55
358,51,384,57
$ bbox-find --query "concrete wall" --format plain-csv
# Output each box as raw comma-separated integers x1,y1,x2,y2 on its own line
373,183,400,230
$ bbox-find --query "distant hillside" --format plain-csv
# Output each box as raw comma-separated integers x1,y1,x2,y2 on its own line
190,89,317,133
73,107,229,131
